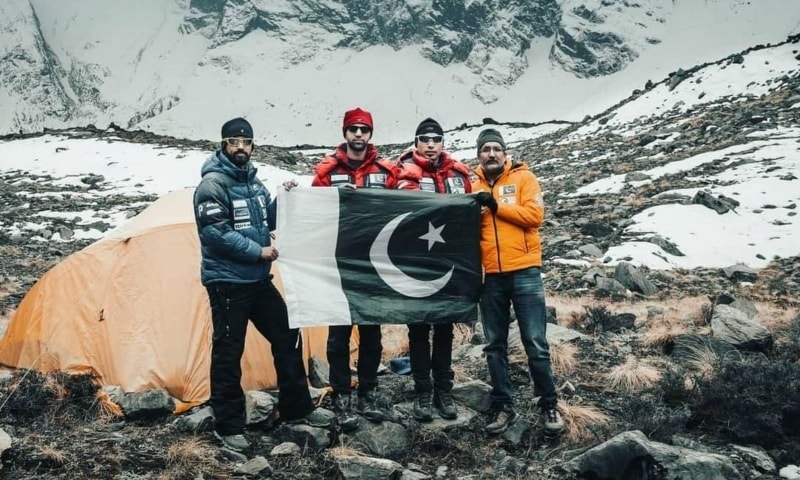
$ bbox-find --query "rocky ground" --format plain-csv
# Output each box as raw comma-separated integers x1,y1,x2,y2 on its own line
1,43,800,480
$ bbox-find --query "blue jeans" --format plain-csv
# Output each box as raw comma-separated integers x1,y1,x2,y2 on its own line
480,267,557,410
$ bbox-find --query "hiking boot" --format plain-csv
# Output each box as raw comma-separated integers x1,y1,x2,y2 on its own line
543,407,565,435
413,392,433,422
213,431,250,452
357,390,387,423
485,407,519,435
433,390,457,420
288,408,332,428
332,394,359,432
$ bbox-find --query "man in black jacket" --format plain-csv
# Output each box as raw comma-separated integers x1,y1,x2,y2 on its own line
193,117,329,452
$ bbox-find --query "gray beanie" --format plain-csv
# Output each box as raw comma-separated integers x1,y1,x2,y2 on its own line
476,128,505,153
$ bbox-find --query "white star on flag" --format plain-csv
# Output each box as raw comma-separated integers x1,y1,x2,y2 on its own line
419,222,446,251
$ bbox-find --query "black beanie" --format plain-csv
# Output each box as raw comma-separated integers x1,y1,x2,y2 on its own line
221,117,253,139
476,128,505,153
415,117,444,137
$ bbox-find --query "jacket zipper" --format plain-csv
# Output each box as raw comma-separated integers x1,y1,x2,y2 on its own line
488,182,502,272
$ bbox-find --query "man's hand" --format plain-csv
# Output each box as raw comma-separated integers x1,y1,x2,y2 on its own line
282,179,299,191
474,192,498,213
338,183,357,190
260,246,279,261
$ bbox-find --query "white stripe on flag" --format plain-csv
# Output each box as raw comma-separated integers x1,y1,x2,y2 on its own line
276,187,352,328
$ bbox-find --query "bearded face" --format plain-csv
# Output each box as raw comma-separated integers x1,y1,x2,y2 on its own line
223,137,254,168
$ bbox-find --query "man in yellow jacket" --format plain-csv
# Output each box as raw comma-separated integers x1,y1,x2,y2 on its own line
472,128,564,436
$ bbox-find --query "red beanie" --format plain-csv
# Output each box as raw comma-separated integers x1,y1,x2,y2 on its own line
342,107,374,135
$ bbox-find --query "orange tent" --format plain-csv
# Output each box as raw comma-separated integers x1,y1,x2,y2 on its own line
0,188,334,412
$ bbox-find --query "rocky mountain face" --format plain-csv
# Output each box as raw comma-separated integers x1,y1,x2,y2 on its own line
0,0,693,136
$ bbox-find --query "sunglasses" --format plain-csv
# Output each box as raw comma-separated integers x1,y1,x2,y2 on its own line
417,135,443,144
346,125,372,134
224,137,254,147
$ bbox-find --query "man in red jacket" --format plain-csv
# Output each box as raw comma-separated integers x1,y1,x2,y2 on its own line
397,118,472,422
312,107,398,431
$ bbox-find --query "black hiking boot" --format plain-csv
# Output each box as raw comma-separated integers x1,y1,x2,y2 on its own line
413,392,433,422
433,390,457,420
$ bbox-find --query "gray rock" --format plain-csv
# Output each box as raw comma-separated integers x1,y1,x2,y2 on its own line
721,264,759,282
58,226,74,240
308,356,330,388
730,444,776,473
711,304,773,351
118,389,175,420
581,266,606,285
172,405,214,433
335,454,403,480
351,420,410,457
271,441,302,456
452,380,492,412
545,323,588,343
400,469,432,480
0,428,12,456
579,244,604,258
274,423,331,450
245,390,277,426
648,235,684,256
595,276,628,294
625,172,652,182
614,262,658,296
234,456,273,476
502,417,531,445
565,430,742,480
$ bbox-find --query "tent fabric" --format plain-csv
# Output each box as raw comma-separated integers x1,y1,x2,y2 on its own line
0,188,343,412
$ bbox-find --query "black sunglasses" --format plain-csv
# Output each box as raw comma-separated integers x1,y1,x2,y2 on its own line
224,137,254,147
346,125,372,134
417,135,443,144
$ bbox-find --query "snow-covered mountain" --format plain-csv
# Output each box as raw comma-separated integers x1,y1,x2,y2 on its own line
1,0,799,146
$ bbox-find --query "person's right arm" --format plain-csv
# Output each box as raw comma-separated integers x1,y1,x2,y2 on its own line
194,180,263,263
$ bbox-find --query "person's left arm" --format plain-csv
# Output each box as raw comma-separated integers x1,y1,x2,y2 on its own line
494,171,544,228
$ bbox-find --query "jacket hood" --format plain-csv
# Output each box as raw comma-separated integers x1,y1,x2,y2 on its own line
201,150,257,182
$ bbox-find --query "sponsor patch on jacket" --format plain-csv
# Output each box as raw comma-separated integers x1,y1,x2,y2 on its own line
232,199,249,221
366,173,387,188
234,221,251,230
419,177,436,192
499,196,517,205
331,174,352,185
447,177,466,194
501,185,516,195
197,201,222,217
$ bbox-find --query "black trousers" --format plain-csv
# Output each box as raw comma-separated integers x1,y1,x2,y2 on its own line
408,323,454,393
206,281,313,435
327,324,382,395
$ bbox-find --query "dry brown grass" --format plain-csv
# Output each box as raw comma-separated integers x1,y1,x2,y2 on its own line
38,445,67,465
329,445,365,457
603,355,661,393
43,375,69,402
558,401,612,445
546,296,587,326
165,437,217,469
754,302,797,331
641,318,691,347
95,390,124,419
549,341,578,376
